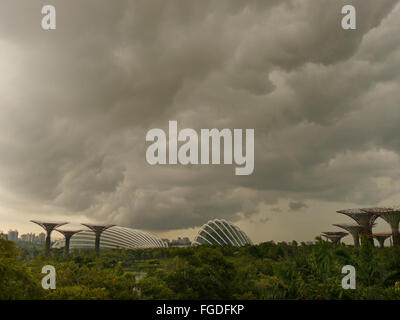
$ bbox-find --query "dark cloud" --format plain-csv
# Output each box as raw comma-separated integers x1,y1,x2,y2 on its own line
0,0,399,236
289,201,308,211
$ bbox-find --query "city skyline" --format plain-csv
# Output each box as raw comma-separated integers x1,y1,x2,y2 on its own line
1,207,396,246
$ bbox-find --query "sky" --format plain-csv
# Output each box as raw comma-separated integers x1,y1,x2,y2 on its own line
0,0,400,244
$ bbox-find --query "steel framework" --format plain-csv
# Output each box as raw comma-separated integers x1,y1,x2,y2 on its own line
55,229,83,256
333,224,363,247
321,232,348,245
30,220,68,255
361,207,400,247
336,208,379,245
81,224,115,255
370,233,392,248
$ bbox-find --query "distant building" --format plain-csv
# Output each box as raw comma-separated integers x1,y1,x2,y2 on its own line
27,233,35,242
38,232,45,244
170,237,191,247
19,232,47,244
7,230,18,242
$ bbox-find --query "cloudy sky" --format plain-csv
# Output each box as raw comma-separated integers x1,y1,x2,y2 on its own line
0,0,400,244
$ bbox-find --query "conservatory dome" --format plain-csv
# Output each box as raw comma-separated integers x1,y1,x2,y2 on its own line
192,219,252,246
52,225,167,250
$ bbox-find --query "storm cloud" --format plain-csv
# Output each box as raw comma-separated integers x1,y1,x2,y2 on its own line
0,0,400,242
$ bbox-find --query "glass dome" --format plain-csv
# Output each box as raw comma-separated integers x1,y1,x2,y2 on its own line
52,225,167,250
192,219,252,246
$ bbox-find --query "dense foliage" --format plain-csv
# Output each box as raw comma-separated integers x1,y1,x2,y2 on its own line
1,237,400,299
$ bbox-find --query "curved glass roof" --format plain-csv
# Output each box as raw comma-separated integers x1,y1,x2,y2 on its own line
192,219,252,247
52,225,167,250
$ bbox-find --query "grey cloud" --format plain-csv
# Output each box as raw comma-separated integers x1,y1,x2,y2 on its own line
289,201,308,211
0,0,399,235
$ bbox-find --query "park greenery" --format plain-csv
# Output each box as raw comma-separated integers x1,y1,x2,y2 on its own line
1,237,400,300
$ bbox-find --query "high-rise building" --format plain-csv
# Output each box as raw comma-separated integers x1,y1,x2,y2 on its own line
19,232,58,244
170,237,192,247
7,230,18,242
38,232,46,244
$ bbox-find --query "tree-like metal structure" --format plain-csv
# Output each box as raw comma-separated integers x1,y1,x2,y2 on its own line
336,208,379,245
81,224,115,255
321,232,348,245
55,229,83,256
370,233,392,248
333,224,363,247
361,207,400,247
30,220,68,256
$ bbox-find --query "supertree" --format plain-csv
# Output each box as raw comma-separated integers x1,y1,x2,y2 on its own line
30,220,68,256
361,207,400,247
336,208,379,245
55,229,83,256
333,224,364,247
321,232,348,245
370,233,392,248
81,224,115,255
